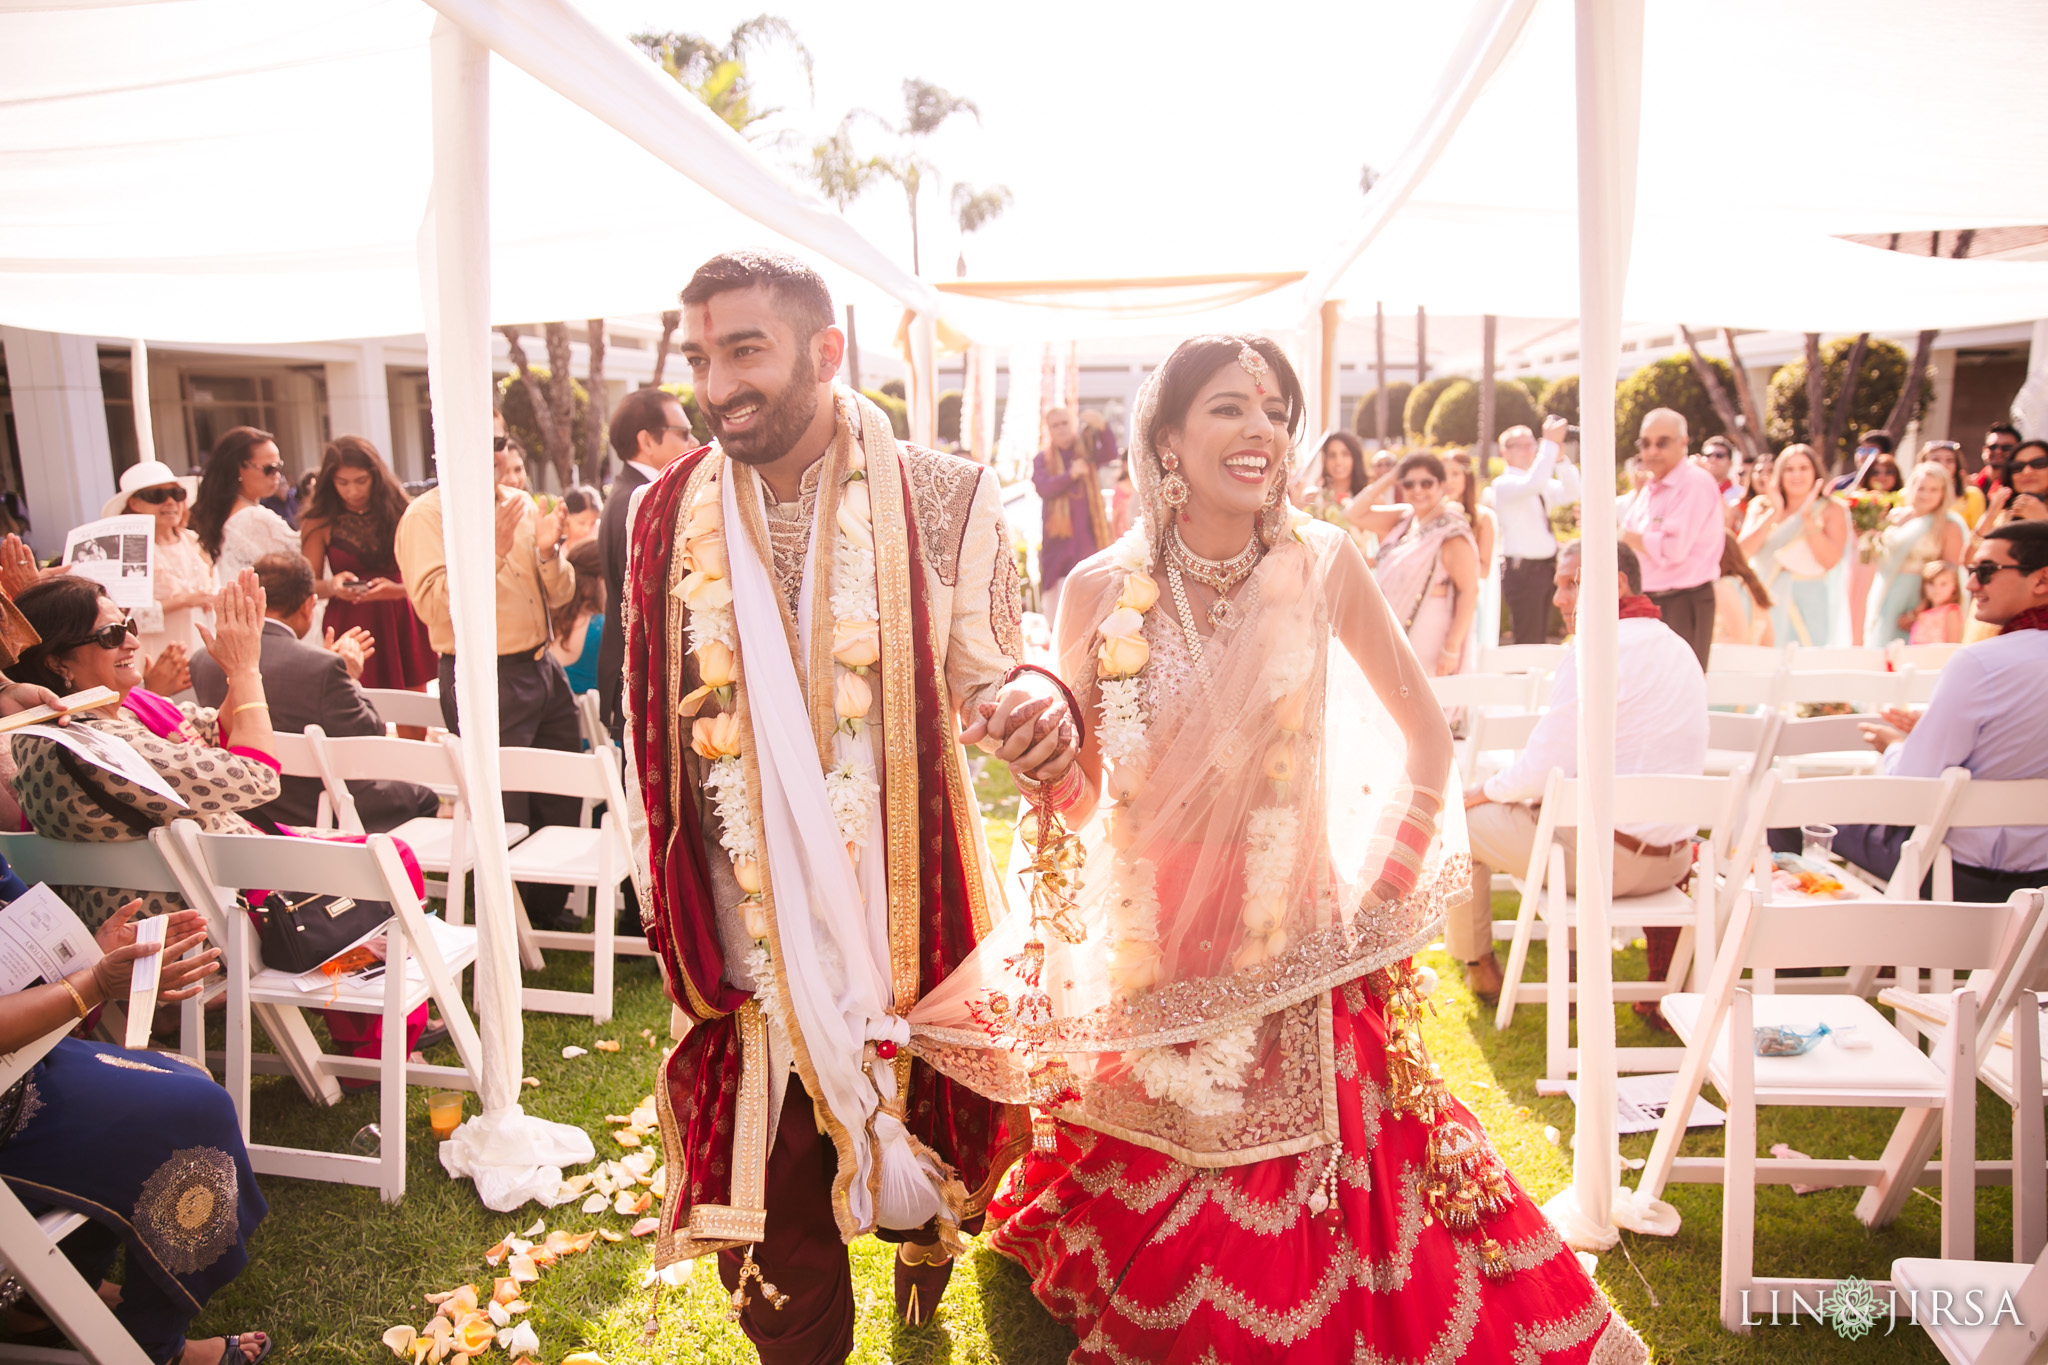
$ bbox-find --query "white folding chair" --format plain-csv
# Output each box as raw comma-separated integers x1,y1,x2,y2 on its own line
1888,640,1964,675
1637,888,2046,1331
359,687,446,734
485,743,641,1024
1927,779,2048,904
1770,711,1884,778
1899,664,1946,705
1784,643,1889,672
1704,671,1780,710
1460,709,1541,786
0,831,343,1107
1493,770,1748,1084
574,689,609,755
1476,643,1567,676
160,824,484,1203
1706,643,1785,675
1893,1236,2048,1365
302,729,525,923
263,729,335,830
1428,672,1539,713
0,1023,151,1365
1775,668,1908,713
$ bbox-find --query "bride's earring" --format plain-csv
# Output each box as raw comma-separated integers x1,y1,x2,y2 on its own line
1258,469,1286,544
1160,450,1190,520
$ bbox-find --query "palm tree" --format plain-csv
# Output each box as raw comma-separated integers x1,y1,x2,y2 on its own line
951,183,1012,276
866,79,982,274
809,115,884,211
631,15,813,139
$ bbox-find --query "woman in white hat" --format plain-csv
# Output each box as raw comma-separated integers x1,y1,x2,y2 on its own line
104,460,214,671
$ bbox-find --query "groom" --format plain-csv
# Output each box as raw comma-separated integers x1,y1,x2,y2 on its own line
625,249,1075,1361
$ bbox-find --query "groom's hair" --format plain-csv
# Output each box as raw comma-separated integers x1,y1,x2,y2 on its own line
680,250,834,342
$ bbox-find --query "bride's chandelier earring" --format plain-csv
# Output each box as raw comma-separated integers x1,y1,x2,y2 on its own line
1159,449,1190,523
1258,465,1287,545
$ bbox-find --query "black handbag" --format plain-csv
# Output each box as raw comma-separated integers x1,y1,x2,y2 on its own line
252,889,394,976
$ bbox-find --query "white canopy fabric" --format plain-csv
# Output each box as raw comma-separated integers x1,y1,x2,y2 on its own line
0,0,936,342
1307,0,2048,331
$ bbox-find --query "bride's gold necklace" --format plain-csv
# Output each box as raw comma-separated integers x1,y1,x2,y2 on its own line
1165,527,1262,661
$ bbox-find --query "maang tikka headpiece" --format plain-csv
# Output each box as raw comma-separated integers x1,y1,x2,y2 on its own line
1237,342,1270,395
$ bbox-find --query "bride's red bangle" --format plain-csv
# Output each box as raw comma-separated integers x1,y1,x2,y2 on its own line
1003,662,1087,749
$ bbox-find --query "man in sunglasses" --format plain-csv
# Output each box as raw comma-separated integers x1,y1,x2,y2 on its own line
1618,407,1723,668
596,387,697,741
1771,522,2048,901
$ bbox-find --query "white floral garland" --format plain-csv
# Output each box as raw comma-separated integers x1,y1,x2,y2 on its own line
676,435,884,960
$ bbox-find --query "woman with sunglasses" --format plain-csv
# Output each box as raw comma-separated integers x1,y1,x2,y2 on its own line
104,461,215,668
190,427,299,589
3,572,280,932
1916,440,1987,528
1348,452,1480,680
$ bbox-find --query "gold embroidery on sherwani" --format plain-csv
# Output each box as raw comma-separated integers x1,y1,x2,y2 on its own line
863,399,923,1017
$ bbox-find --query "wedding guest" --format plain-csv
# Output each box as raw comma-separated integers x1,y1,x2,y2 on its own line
103,461,213,667
296,436,436,693
1032,406,1111,625
560,484,602,553
5,573,280,928
1300,431,1367,518
551,538,605,697
0,881,272,1365
1444,450,1497,577
1831,429,1897,492
1712,531,1774,646
396,413,579,930
1078,407,1119,467
1903,561,1966,645
190,553,436,833
1459,541,1706,1011
1865,460,1968,647
1695,434,1741,507
1738,442,1850,648
1349,453,1478,678
1489,417,1579,645
1770,523,2048,900
1917,440,1987,528
597,388,695,737
1974,423,2022,486
1979,437,2048,537
190,426,299,587
1735,446,1775,529
1621,408,1723,666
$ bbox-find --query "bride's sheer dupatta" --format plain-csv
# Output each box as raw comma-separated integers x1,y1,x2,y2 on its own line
911,374,1468,1169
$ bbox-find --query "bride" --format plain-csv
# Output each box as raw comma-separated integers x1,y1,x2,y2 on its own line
911,337,1644,1363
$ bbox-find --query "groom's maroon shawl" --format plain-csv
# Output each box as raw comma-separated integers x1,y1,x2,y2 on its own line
625,445,1025,1253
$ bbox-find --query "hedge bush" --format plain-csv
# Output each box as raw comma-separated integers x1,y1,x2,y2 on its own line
496,371,589,471
879,379,906,401
1512,375,1548,404
1765,336,1933,470
1403,376,1465,441
937,389,962,444
1612,353,1737,464
862,388,908,438
1352,382,1414,440
1539,374,1579,424
1423,378,1539,447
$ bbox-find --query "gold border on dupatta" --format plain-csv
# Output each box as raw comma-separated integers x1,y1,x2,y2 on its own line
859,395,924,1016
653,1000,770,1262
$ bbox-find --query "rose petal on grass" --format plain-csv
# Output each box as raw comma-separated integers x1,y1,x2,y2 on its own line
482,1242,508,1267
630,1216,659,1237
562,1354,611,1365
521,1077,540,1089
594,1039,620,1052
382,1326,417,1357
597,1228,624,1243
498,1322,541,1357
454,1314,496,1354
520,1218,545,1237
502,1300,530,1315
561,1046,588,1059
492,1278,519,1305
581,1192,607,1214
614,1130,642,1148
487,1302,509,1328
568,1231,597,1253
649,1166,668,1200
507,1254,539,1283
438,1286,478,1319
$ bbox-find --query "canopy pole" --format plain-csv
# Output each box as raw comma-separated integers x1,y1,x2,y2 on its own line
1375,303,1389,448
424,16,520,1117
128,340,154,465
1479,315,1497,471
1319,300,1343,438
1541,0,1647,1254
909,311,936,447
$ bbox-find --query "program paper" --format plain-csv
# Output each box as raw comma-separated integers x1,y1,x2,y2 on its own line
0,883,102,998
61,514,154,612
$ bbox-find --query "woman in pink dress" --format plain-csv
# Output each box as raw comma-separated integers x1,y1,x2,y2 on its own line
1350,452,1480,678
296,437,435,692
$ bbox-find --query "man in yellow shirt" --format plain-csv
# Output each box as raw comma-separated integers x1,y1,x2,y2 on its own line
395,415,580,927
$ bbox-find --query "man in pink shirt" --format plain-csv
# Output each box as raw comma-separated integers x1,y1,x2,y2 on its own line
1620,407,1723,667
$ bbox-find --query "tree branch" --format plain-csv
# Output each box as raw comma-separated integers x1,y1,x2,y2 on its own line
1721,327,1768,457
651,309,680,390
1679,324,1751,458
584,319,607,485
501,327,552,475
1821,332,1869,473
1804,333,1826,451
1884,328,1939,441
543,322,576,488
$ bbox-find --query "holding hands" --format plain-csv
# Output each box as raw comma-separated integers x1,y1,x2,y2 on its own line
961,680,1079,785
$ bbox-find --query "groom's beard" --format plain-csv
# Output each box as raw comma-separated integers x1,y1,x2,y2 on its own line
708,351,821,467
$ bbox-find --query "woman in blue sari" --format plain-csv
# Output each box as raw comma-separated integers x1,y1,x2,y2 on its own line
1739,442,1851,648
0,876,269,1365
1864,460,1969,648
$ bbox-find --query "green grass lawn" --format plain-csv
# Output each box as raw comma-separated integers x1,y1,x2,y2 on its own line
167,877,2003,1363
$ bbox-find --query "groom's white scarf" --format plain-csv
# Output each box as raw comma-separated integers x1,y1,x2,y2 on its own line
722,419,947,1235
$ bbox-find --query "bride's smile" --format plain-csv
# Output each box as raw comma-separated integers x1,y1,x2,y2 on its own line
1157,363,1294,554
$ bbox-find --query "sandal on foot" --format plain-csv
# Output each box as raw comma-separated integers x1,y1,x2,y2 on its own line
894,1243,953,1327
177,1332,272,1365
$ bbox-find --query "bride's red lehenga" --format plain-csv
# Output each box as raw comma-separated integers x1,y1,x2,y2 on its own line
911,344,1644,1364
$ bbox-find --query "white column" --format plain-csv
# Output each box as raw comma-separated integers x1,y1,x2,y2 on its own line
130,340,156,465
0,327,117,559
1542,0,1646,1255
425,16,520,1117
325,341,395,458
2010,319,2048,441
908,311,937,447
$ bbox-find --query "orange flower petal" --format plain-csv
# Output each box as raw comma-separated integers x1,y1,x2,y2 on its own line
597,1228,624,1243
491,1278,519,1305
507,1255,539,1284
630,1216,659,1237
